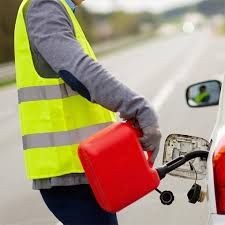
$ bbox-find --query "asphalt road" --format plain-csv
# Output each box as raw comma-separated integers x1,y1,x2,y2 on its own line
0,62,15,81
1,29,225,225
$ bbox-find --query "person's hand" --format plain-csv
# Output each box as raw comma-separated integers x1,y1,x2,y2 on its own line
139,125,161,163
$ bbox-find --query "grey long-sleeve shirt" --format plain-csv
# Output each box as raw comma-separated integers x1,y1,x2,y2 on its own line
25,0,158,189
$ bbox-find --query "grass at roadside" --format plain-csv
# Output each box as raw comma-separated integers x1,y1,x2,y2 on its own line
220,23,225,34
0,32,156,88
214,21,225,36
0,77,16,88
95,32,156,57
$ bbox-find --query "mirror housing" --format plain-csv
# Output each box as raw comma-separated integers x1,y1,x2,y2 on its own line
186,80,221,107
163,134,209,180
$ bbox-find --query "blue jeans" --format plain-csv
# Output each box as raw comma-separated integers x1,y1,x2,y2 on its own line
40,185,118,225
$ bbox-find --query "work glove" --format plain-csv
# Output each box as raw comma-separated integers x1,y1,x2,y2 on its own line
128,98,161,163
130,117,161,163
139,125,161,163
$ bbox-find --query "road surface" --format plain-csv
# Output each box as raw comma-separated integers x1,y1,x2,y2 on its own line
1,29,224,225
0,62,15,81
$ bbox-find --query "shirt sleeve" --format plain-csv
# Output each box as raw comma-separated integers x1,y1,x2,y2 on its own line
26,0,159,129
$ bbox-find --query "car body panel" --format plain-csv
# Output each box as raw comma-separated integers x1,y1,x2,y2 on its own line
208,75,225,215
208,214,225,225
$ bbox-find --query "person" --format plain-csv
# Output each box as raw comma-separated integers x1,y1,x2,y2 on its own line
14,0,161,224
194,85,210,104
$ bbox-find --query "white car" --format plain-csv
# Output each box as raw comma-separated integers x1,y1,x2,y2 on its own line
157,79,225,225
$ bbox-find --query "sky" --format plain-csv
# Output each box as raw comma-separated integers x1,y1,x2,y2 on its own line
84,0,204,13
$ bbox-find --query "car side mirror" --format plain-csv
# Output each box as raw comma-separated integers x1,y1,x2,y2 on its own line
163,134,209,180
186,80,221,107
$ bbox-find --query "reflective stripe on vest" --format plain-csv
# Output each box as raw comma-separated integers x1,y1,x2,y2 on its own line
18,83,78,103
22,122,112,149
14,0,116,179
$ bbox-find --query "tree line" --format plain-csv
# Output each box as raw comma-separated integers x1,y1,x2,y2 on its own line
0,0,21,63
162,0,225,21
0,0,159,63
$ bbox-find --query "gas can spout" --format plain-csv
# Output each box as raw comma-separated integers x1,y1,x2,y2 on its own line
156,150,209,180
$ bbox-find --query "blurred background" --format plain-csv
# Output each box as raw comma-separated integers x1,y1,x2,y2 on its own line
1,0,225,225
1,0,225,63
2,0,225,84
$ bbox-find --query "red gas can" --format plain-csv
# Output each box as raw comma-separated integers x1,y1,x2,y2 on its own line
78,122,160,213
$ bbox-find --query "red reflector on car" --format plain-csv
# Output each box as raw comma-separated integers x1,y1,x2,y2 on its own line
213,140,225,214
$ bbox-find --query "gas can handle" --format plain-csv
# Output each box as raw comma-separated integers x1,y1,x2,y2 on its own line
126,121,154,167
126,120,143,136
147,151,154,168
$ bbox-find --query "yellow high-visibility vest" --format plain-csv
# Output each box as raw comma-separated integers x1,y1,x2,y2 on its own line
194,92,210,104
14,0,116,180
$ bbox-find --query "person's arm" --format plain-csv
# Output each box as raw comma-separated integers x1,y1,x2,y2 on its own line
26,0,161,161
